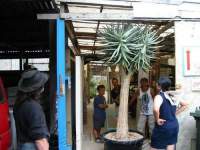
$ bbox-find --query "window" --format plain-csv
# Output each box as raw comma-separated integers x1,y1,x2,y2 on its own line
0,59,20,71
28,58,49,71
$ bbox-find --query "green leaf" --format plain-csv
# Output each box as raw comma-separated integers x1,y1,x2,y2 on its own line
100,23,161,73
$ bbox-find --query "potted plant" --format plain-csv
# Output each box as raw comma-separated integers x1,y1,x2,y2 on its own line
100,24,160,150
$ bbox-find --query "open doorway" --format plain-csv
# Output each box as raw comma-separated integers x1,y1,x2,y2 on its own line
67,6,176,150
77,22,175,150
55,1,179,149
79,21,176,148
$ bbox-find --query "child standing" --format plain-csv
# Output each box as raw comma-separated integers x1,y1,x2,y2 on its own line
93,85,108,143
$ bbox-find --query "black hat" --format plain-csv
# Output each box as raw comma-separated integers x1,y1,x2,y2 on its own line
18,70,48,93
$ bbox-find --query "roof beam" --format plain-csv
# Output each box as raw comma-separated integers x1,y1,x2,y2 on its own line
163,33,174,40
37,14,169,25
93,5,103,54
160,41,175,46
151,22,165,31
76,32,98,40
60,12,200,21
64,4,80,55
76,36,96,40
156,22,174,35
58,0,133,8
75,32,97,37
79,45,102,50
66,21,80,54
61,13,135,21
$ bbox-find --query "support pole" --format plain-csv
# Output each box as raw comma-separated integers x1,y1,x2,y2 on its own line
49,20,57,134
20,58,23,71
75,56,83,150
70,51,76,150
56,18,71,150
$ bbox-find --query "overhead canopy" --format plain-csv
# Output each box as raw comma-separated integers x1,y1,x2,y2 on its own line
61,0,176,55
49,0,200,56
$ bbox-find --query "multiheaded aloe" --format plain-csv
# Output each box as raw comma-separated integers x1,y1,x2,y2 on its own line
100,24,160,140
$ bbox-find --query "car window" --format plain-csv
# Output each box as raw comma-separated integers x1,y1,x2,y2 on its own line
0,86,4,103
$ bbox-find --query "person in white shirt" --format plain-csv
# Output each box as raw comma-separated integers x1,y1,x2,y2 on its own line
132,78,155,136
151,77,188,150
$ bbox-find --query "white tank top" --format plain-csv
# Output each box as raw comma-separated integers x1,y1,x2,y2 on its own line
139,88,154,115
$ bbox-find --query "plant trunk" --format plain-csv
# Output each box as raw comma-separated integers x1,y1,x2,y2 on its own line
116,68,132,140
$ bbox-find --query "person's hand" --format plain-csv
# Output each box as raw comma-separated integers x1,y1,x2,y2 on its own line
105,104,109,108
157,119,166,126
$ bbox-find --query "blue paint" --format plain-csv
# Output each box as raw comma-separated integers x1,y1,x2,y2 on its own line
56,18,71,150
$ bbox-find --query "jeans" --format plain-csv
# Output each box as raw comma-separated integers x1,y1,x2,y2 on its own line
137,114,155,136
17,143,37,150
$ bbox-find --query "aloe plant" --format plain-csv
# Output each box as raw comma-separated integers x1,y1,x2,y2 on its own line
100,24,160,140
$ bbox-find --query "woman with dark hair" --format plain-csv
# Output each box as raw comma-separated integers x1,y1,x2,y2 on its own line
14,70,49,150
151,77,188,150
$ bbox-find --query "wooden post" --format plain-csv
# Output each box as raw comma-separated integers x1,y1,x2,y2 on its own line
49,20,57,134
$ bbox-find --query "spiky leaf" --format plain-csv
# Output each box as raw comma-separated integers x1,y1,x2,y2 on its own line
100,24,161,73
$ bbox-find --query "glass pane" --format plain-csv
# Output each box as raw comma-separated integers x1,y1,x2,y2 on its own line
31,64,49,71
0,59,20,70
29,58,49,63
28,58,49,71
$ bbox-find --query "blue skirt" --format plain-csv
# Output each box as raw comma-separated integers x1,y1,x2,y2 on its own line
151,120,179,149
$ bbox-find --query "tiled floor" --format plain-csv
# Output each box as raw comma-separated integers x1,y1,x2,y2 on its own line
83,101,151,150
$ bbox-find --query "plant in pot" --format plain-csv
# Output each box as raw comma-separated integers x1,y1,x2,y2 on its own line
100,24,160,150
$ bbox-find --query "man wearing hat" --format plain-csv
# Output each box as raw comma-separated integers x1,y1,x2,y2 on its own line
14,70,49,150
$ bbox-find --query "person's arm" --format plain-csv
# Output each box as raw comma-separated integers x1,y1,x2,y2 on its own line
150,88,155,99
114,96,120,105
35,138,49,150
98,104,108,109
94,96,108,109
27,103,49,149
130,89,139,104
111,86,121,105
153,95,166,126
176,100,189,115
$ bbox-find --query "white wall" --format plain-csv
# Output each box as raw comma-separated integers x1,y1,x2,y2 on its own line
175,21,200,150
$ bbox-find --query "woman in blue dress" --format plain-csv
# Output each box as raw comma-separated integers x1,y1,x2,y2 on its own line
151,77,188,150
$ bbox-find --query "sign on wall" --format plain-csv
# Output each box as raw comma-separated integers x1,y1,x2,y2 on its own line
183,47,200,76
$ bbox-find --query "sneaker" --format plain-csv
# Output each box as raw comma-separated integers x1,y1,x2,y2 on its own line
95,138,104,143
95,138,101,143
